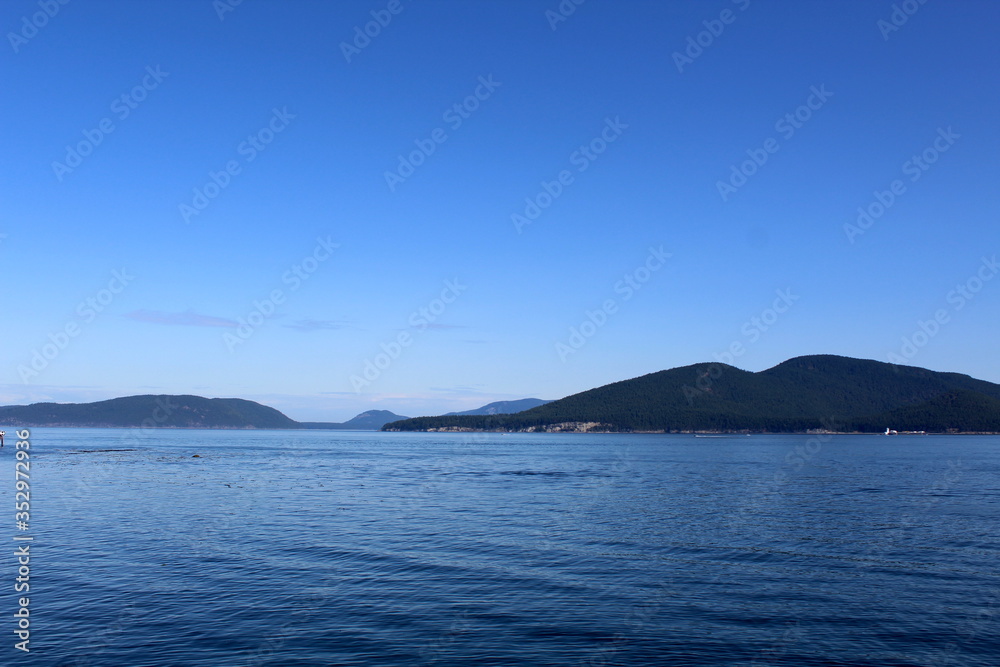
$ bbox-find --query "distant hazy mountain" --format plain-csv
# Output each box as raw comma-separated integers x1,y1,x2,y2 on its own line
0,397,408,431
445,398,551,416
0,395,298,429
383,355,1000,433
299,410,409,430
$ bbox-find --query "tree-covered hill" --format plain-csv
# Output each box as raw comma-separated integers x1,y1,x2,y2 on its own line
383,355,1000,433
0,397,410,431
299,410,409,430
849,390,1000,433
0,395,299,429
445,398,551,416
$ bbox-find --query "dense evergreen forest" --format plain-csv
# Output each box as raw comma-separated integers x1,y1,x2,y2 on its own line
384,355,1000,433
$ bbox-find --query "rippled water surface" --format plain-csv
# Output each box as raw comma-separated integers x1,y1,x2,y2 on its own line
2,429,998,665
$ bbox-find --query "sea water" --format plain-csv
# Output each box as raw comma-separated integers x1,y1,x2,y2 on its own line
1,428,998,665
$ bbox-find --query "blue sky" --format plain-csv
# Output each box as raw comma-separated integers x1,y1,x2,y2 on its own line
2,0,998,421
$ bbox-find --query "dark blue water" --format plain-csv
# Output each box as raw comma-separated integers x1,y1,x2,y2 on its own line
2,429,998,665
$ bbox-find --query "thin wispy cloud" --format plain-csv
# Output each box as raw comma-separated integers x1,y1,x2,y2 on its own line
406,323,469,331
0,384,122,406
282,319,350,332
429,385,487,395
125,309,237,328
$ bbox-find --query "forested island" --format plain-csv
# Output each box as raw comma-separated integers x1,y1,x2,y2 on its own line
5,356,998,434
383,355,1000,433
0,396,407,431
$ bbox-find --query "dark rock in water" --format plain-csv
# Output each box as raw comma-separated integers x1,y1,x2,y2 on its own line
73,448,138,453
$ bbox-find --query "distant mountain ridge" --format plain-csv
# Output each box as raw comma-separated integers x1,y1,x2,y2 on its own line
0,395,298,429
300,410,409,430
7,356,999,434
383,355,1000,433
0,396,407,431
445,398,551,416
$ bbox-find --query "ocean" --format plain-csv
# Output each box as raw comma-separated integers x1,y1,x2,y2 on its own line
2,428,998,665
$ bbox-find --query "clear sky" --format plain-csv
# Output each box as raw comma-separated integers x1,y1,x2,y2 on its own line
2,0,998,421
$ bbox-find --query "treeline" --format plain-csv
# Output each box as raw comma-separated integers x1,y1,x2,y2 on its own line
0,395,299,429
384,355,1000,433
